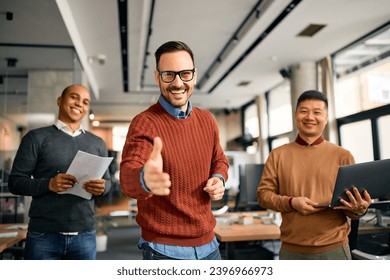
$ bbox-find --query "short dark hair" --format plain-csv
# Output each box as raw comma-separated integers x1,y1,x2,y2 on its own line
154,41,195,69
296,90,328,110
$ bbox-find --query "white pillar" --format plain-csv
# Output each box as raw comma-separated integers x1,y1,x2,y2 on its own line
290,61,318,136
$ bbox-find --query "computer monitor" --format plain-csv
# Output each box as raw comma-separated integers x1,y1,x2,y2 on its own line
235,164,265,211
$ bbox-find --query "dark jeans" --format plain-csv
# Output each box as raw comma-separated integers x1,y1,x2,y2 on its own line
23,230,96,260
141,243,222,260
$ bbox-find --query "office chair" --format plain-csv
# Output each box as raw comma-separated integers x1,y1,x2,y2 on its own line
349,200,390,260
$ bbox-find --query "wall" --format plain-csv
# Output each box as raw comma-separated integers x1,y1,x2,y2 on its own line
213,109,242,151
91,127,113,150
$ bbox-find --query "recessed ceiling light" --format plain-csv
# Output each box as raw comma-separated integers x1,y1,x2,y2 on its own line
269,55,278,61
237,80,251,87
87,54,106,65
297,24,326,37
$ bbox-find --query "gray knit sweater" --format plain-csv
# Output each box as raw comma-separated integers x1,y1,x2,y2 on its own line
8,125,111,233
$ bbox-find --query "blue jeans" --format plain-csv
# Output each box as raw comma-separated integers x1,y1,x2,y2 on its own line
141,243,222,260
23,230,96,260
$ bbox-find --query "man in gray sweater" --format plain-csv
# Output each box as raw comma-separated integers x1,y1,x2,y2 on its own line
8,84,111,260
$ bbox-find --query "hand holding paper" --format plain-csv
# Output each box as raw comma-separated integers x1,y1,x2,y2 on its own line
82,178,107,196
59,150,113,199
50,172,78,193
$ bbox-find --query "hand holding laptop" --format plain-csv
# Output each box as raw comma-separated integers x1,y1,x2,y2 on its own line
315,158,390,209
333,186,371,215
290,197,331,215
297,186,371,216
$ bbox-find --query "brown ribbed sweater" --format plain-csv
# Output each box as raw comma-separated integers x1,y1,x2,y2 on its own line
257,139,355,254
120,103,229,246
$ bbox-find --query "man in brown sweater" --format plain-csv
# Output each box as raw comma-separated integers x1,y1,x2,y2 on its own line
257,90,371,260
120,41,229,260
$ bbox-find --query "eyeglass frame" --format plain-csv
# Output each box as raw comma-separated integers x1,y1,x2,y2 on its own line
157,68,196,83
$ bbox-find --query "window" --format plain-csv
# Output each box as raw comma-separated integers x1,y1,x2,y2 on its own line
335,60,390,118
333,24,390,118
378,115,390,159
334,24,390,162
268,82,292,137
271,137,289,149
244,102,259,138
112,126,128,151
339,120,374,163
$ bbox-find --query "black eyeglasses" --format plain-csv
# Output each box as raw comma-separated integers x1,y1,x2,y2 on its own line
157,68,195,83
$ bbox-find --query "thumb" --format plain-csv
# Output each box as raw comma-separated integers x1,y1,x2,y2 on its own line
149,137,163,161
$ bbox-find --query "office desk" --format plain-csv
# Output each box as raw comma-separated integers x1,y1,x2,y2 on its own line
0,223,27,254
214,211,280,241
214,211,280,259
358,223,390,235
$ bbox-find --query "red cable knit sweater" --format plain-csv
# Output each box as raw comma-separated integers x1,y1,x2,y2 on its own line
120,103,229,246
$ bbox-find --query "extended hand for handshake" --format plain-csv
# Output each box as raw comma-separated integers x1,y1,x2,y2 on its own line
143,137,225,200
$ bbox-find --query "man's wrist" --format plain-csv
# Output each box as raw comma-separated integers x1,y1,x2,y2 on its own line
140,166,151,192
351,210,367,218
289,197,295,210
213,174,225,187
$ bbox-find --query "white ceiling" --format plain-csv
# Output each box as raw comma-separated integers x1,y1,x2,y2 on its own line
1,0,389,126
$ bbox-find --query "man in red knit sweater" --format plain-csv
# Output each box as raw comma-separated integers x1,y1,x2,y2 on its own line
120,41,229,260
257,90,371,260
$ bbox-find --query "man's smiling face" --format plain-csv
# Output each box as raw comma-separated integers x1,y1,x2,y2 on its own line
154,51,197,113
57,85,90,125
295,98,328,142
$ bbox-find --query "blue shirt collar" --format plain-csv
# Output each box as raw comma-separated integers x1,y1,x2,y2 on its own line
158,95,192,119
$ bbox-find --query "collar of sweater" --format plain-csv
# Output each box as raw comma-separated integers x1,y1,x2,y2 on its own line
295,134,324,146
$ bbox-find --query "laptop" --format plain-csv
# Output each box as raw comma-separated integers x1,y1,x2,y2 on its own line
317,158,390,208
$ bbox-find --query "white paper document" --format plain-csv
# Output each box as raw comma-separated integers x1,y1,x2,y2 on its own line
59,150,113,200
